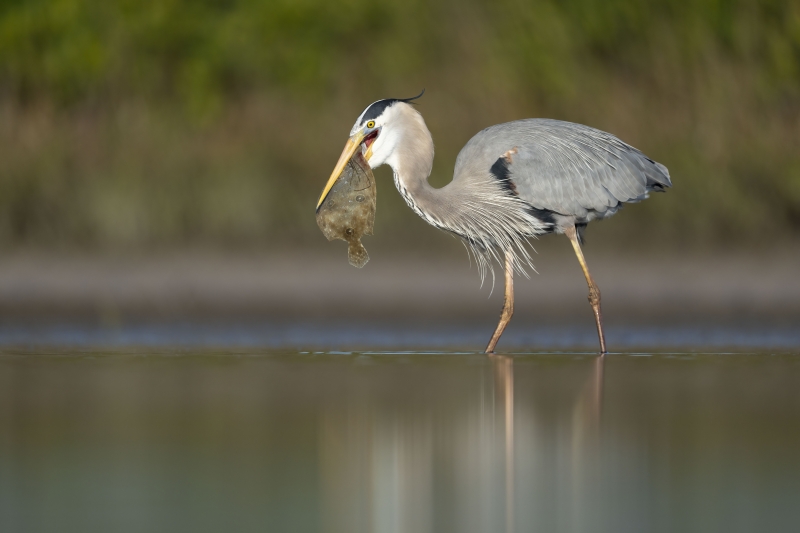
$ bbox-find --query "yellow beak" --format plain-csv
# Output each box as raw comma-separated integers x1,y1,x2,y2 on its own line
317,131,366,210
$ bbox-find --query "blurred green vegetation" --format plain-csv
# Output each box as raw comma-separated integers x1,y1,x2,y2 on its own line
0,0,799,250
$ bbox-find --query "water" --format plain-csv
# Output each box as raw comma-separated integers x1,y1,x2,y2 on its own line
1,320,799,350
1,350,799,533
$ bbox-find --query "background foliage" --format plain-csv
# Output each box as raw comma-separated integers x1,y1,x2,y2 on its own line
1,0,799,249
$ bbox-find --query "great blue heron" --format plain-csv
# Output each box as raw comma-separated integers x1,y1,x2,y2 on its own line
317,92,671,354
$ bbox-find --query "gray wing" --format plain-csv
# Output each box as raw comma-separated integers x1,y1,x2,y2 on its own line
454,119,671,218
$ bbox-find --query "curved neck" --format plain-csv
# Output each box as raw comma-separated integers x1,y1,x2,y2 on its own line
381,104,507,237
384,110,454,226
387,111,435,195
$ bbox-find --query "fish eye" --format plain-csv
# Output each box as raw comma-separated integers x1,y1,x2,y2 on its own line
366,120,375,129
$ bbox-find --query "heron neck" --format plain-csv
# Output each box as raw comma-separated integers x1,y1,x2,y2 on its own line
388,118,454,226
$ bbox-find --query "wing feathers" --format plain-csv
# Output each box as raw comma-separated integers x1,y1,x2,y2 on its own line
455,119,670,219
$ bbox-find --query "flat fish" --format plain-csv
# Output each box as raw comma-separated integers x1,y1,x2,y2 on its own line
316,151,376,268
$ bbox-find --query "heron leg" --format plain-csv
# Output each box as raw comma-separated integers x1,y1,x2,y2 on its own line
565,226,607,355
485,251,515,354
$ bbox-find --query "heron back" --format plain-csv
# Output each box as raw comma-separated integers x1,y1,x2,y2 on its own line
454,119,671,224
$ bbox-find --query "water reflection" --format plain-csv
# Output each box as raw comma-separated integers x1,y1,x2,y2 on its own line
493,355,515,533
1,352,798,533
319,354,606,533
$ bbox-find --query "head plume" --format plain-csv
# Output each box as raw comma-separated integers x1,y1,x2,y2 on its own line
357,90,426,125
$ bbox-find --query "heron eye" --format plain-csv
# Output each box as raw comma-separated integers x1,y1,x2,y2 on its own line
366,121,375,129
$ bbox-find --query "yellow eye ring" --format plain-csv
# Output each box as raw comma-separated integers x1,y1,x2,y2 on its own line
366,121,375,129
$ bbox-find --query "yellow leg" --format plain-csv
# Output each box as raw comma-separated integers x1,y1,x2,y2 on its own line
485,251,515,354
565,226,607,355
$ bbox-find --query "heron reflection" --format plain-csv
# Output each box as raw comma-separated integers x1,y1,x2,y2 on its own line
318,354,605,533
491,354,515,533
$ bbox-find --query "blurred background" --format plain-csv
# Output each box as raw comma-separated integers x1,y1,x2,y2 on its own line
2,5,800,530
0,0,799,347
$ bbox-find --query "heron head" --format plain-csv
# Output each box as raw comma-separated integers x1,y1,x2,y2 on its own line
317,90,425,210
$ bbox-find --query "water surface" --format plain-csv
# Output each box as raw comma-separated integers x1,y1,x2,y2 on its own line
1,350,798,533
